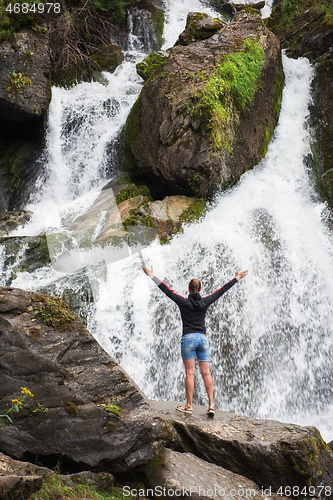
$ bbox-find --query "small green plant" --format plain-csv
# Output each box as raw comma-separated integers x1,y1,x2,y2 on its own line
0,387,34,433
37,297,76,331
30,403,48,416
100,403,122,417
5,72,31,98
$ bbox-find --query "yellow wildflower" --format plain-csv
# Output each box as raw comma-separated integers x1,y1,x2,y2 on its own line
12,399,23,407
21,387,34,397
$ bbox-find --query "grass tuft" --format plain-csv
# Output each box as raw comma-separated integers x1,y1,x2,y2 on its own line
30,472,130,500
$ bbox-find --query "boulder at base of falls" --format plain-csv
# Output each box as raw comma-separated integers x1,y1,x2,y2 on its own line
0,30,51,122
153,401,333,498
0,287,176,473
125,9,283,198
135,448,287,500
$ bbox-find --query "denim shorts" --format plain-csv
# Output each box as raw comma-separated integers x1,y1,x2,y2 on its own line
181,333,210,362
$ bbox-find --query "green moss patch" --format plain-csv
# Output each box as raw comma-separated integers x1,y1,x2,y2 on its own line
37,297,76,331
136,50,169,81
5,72,31,99
189,37,265,151
179,198,206,224
64,401,78,416
116,184,153,204
124,95,142,148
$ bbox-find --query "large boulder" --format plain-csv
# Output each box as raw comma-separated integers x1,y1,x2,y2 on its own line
137,448,287,500
0,30,51,122
153,401,333,497
0,287,174,472
125,9,283,198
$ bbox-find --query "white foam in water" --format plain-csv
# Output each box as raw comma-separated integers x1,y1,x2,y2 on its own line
3,0,333,443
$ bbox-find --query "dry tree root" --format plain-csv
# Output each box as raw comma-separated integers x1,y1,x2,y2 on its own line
46,0,120,85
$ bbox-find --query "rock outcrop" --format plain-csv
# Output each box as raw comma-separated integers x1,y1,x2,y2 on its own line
125,10,283,198
0,287,174,472
153,401,333,496
0,452,115,500
0,452,52,499
266,0,333,207
0,30,51,122
0,287,332,498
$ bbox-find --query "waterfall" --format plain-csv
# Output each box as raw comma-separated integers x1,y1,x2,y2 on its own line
3,0,333,443
89,53,333,442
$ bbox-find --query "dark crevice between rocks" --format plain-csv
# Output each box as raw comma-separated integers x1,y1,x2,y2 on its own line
19,451,92,475
0,116,47,212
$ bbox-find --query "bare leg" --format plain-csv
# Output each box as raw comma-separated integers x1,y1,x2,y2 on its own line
183,358,195,408
199,361,214,407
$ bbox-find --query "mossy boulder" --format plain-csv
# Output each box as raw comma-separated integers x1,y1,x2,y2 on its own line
175,12,224,46
147,195,205,242
124,10,283,199
136,50,170,81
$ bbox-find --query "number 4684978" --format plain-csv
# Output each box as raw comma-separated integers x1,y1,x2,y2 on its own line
6,3,61,13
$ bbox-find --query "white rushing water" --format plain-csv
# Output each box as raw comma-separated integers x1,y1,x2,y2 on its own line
4,0,333,442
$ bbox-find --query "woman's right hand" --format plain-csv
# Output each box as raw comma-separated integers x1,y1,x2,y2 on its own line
142,265,154,279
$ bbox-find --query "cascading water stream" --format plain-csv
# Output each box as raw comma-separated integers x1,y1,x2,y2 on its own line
3,0,333,442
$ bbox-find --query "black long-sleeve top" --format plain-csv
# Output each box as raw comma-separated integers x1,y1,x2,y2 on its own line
152,276,237,336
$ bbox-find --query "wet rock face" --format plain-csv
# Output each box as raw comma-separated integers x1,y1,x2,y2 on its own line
0,287,174,472
308,54,333,205
109,2,165,54
0,30,52,122
126,10,283,199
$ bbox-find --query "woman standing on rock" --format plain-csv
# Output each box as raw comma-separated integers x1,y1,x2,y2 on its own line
142,265,248,415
